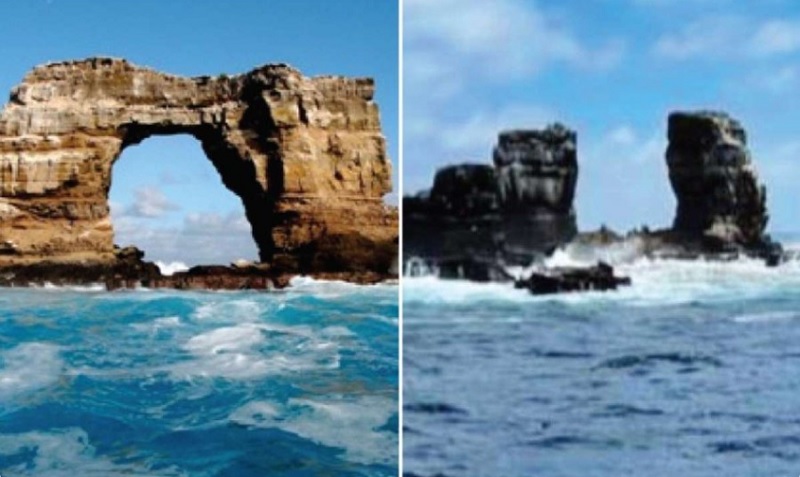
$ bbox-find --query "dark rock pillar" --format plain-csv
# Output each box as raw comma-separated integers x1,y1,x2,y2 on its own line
493,124,579,260
666,111,768,246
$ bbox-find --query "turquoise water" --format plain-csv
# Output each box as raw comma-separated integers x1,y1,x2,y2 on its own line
0,278,398,476
404,241,800,477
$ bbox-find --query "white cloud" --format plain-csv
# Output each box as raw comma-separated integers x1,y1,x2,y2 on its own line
438,105,557,155
744,64,799,93
404,103,559,194
592,126,665,165
405,0,625,94
122,186,179,218
654,15,747,59
655,16,800,60
750,20,800,56
183,211,251,235
632,0,729,6
748,139,800,232
112,211,258,265
575,126,673,231
755,140,800,187
606,125,638,147
403,0,625,195
403,50,463,100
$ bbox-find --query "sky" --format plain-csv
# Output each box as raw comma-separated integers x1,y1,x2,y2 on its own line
0,0,398,266
405,0,800,235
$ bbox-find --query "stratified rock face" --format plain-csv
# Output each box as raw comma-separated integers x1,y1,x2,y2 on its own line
0,57,397,272
493,124,578,213
404,124,579,267
404,164,500,263
666,111,767,246
429,164,499,214
493,124,578,256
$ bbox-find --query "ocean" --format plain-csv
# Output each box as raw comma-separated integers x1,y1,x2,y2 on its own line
403,238,800,477
0,278,398,476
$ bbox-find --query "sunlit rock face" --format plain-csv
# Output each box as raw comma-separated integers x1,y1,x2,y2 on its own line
0,57,397,273
666,111,767,246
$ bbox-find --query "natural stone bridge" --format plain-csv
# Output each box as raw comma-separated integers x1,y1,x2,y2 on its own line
0,58,397,274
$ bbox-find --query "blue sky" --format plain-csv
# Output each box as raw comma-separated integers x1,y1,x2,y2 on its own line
405,0,800,235
0,0,398,265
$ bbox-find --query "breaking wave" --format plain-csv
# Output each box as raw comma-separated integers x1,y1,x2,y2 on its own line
403,246,800,308
155,261,190,276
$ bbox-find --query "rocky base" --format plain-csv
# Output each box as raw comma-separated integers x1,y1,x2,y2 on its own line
0,246,396,291
572,227,786,266
514,262,631,295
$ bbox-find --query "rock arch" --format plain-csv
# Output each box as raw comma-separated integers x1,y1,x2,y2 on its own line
0,58,397,272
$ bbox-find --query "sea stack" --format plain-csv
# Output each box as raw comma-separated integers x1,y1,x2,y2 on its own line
404,123,579,276
493,124,578,258
666,111,769,249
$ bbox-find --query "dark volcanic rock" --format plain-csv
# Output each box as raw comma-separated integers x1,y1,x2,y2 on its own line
514,262,631,295
404,164,502,264
404,124,579,270
430,164,499,213
494,124,579,259
404,110,786,290
666,111,768,247
493,124,578,214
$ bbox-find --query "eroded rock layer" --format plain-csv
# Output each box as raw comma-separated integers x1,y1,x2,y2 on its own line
0,57,397,275
493,125,578,257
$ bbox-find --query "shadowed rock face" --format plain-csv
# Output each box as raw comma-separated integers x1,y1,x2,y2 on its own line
493,125,578,213
493,124,578,257
404,124,578,266
0,57,397,274
666,111,767,246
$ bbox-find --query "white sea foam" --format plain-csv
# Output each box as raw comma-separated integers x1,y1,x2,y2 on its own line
169,322,341,380
155,261,189,276
229,394,397,465
731,310,799,323
0,427,186,476
404,252,800,308
0,343,63,399
130,315,182,334
288,275,397,297
192,298,263,322
37,282,106,292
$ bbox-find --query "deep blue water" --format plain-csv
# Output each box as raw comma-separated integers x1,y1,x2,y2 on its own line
0,278,398,476
404,250,800,477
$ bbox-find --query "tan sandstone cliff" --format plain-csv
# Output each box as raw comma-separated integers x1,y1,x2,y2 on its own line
0,57,397,276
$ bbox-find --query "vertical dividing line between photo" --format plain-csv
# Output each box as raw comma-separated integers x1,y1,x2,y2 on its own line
397,0,405,474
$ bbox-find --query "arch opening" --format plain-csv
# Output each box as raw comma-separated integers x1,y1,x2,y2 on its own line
108,134,259,271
